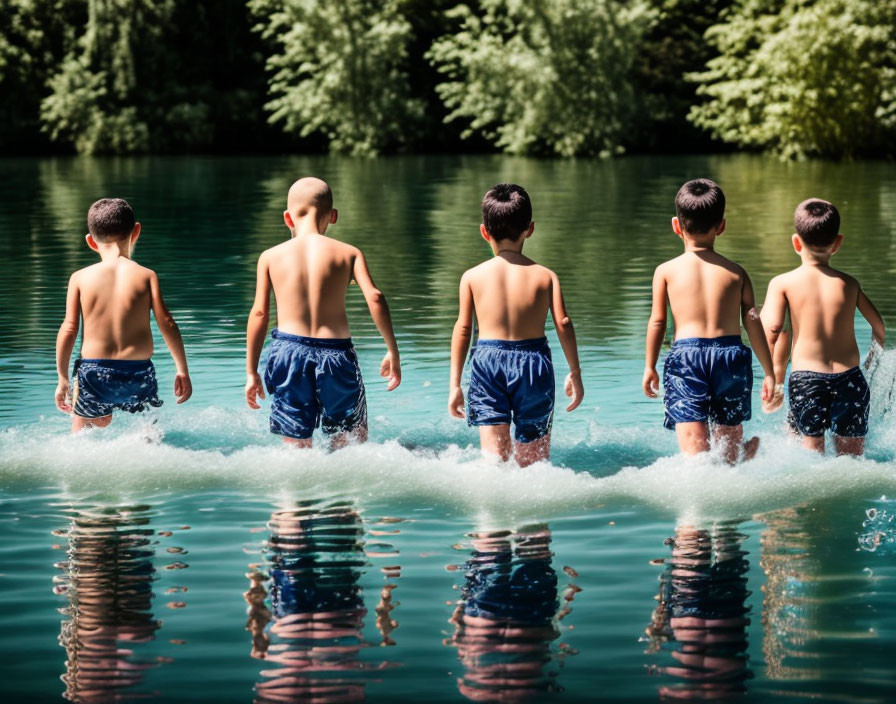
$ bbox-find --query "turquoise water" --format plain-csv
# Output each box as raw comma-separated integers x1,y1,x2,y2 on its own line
1,154,895,702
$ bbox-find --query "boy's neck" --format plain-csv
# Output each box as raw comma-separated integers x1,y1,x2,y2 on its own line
489,237,525,256
682,235,715,253
799,249,833,267
289,212,327,238
96,239,132,261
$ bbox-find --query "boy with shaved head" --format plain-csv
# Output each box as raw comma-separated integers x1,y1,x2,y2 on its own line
245,177,400,447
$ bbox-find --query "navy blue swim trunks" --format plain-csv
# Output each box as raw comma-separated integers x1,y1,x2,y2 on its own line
467,337,554,443
263,330,367,440
787,366,870,438
72,358,162,419
663,336,753,430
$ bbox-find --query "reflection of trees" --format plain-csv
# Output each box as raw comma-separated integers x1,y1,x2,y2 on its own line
447,523,579,701
246,501,397,703
645,521,752,700
54,503,163,703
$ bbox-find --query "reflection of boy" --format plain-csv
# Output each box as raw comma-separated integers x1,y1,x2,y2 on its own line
448,184,583,466
642,179,774,463
760,199,885,455
245,178,400,448
55,198,191,431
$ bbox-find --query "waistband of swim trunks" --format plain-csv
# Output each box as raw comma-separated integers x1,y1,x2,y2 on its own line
790,366,861,380
672,335,743,349
76,357,153,368
475,337,548,351
271,329,353,349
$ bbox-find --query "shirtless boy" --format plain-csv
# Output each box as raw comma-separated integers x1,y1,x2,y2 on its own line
448,183,583,466
642,179,774,463
55,198,192,431
760,198,885,455
245,177,400,447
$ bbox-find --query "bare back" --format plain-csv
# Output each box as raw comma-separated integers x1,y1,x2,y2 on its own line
264,234,357,338
466,254,553,340
661,251,745,339
772,266,860,372
75,258,154,359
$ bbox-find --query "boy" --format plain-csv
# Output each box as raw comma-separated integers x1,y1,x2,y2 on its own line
642,178,775,463
760,198,885,455
448,183,583,466
55,198,192,431
245,177,400,448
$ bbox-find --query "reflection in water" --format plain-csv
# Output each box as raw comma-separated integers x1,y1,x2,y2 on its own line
447,524,579,701
246,501,399,703
53,504,168,702
645,522,752,700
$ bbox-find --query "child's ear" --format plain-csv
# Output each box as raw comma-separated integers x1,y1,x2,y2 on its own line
716,219,726,237
830,233,844,254
283,210,295,229
85,233,100,252
480,224,491,242
671,216,684,238
524,221,534,239
130,222,141,246
792,234,803,253
330,209,338,224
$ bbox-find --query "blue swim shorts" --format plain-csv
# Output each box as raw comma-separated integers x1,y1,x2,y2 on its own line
72,358,163,419
467,337,554,443
787,366,870,438
463,555,558,624
663,336,753,430
263,330,367,440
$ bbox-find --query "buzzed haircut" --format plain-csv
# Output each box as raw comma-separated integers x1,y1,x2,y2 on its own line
482,183,532,241
674,179,726,235
794,198,840,247
87,198,136,242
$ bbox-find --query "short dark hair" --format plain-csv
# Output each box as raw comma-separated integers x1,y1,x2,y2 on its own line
674,179,725,234
482,183,532,241
87,198,136,241
794,198,840,247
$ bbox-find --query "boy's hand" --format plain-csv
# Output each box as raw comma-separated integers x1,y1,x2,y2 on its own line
174,373,192,404
245,372,265,409
55,379,72,413
448,386,465,419
763,383,785,414
759,374,775,404
565,371,584,412
380,352,401,391
642,368,660,398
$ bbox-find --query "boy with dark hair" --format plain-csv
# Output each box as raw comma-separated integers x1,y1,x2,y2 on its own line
245,177,400,448
760,198,885,455
643,178,775,463
448,183,583,466
55,198,192,431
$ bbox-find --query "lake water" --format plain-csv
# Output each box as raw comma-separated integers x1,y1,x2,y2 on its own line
0,154,895,702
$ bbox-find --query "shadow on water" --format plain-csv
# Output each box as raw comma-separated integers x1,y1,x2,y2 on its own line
446,523,580,701
245,500,400,703
53,503,176,702
644,520,753,700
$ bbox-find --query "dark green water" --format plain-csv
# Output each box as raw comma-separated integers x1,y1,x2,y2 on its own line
0,154,895,702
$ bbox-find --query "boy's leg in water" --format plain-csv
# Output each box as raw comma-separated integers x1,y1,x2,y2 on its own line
675,421,711,456
713,424,759,464
283,436,313,449
514,434,550,467
833,435,863,457
71,414,112,433
330,425,368,450
480,425,512,462
801,434,825,454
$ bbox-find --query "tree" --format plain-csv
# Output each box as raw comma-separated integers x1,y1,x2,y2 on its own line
427,0,653,157
689,0,896,159
249,0,424,156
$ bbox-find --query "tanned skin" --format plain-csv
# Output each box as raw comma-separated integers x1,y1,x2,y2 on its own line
449,222,583,467
761,232,885,456
643,217,775,463
55,226,192,431
245,177,400,448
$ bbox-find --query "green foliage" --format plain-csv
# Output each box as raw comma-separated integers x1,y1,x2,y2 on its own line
689,0,896,159
427,0,653,157
249,0,424,156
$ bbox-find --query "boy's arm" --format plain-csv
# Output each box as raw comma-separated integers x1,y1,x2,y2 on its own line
740,272,774,403
55,274,81,412
642,266,667,398
149,271,192,404
549,271,583,412
759,277,790,384
857,288,886,347
448,273,474,418
352,250,400,390
245,253,271,408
